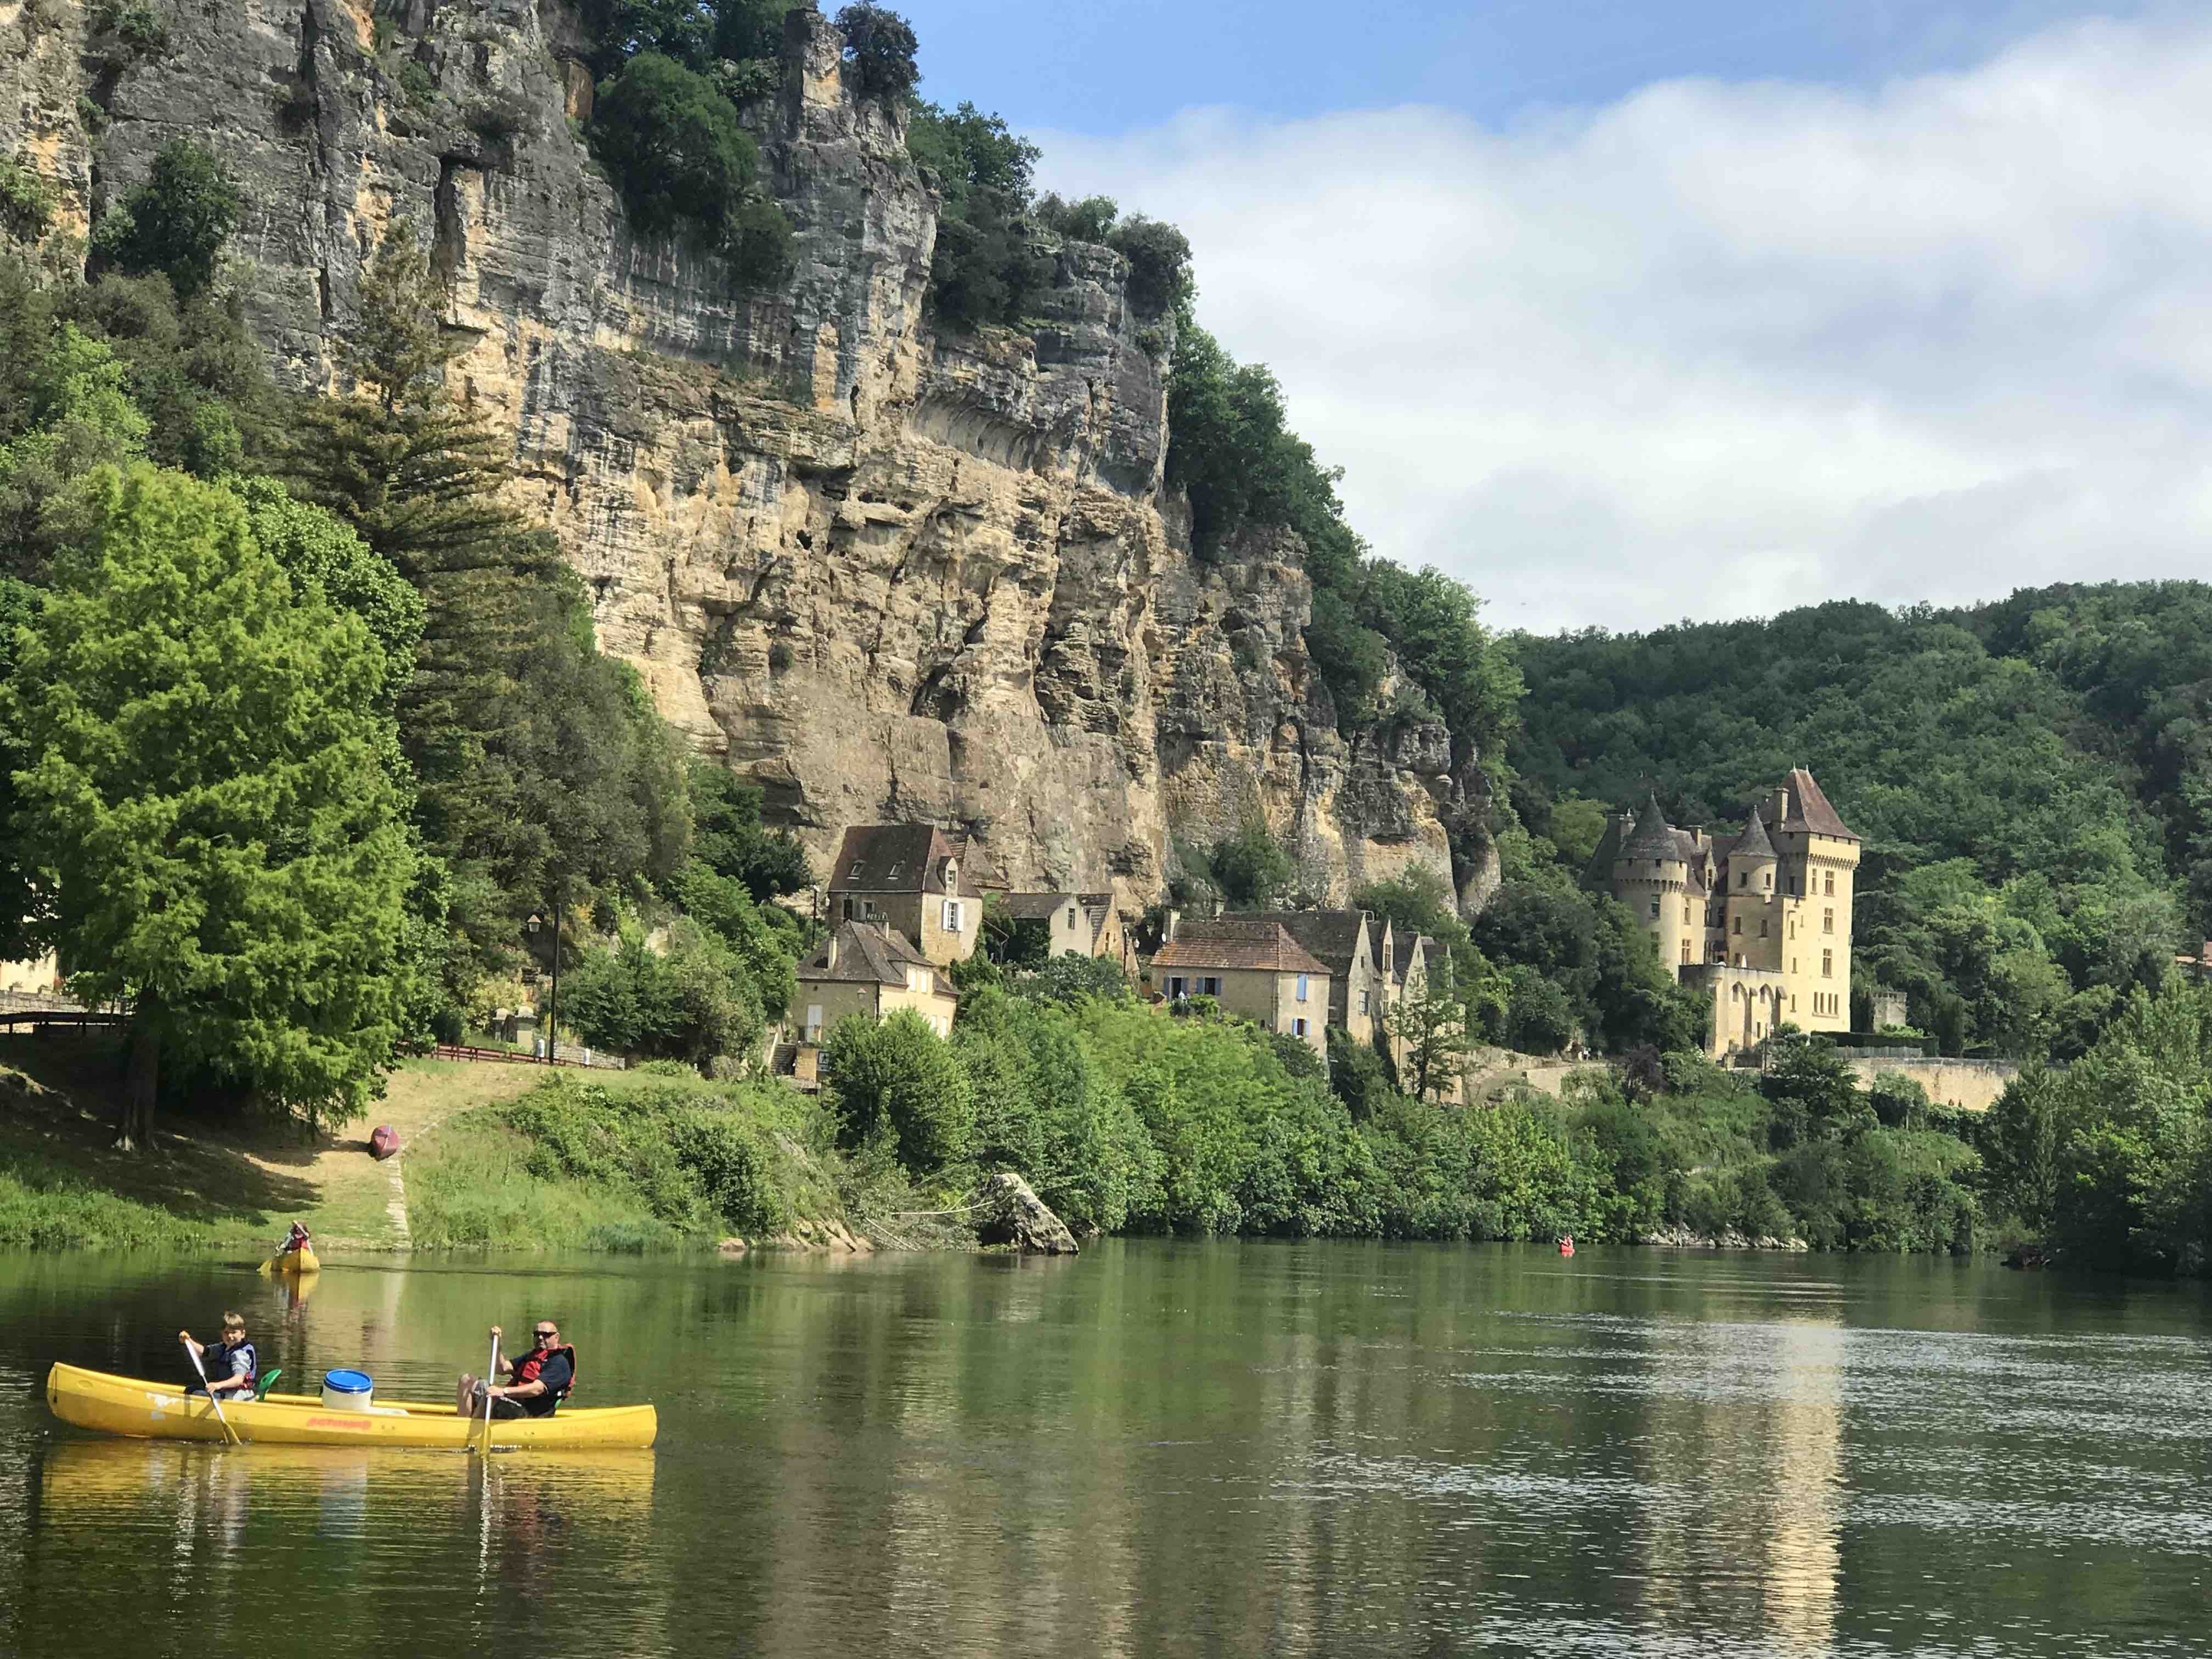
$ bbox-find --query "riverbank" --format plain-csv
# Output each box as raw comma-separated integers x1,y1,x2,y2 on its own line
0,1035,886,1254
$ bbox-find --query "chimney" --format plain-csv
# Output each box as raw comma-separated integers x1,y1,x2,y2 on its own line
1771,786,1790,825
1165,907,1181,944
825,929,839,971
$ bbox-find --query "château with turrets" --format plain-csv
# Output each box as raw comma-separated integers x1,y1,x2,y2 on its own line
1592,769,1861,1059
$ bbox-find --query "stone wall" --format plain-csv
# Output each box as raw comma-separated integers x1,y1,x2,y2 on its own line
1844,1057,2019,1113
0,0,1485,919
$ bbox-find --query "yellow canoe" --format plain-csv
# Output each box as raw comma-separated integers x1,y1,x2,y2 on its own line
45,1363,657,1451
264,1245,320,1276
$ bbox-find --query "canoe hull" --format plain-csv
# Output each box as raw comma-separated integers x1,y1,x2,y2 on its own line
44,1363,656,1451
268,1246,320,1276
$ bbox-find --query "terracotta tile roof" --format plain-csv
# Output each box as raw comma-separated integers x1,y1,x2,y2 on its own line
797,921,957,997
1151,918,1330,976
827,825,980,896
1226,910,1372,975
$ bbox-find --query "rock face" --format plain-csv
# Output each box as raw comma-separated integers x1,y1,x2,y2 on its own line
972,1171,1077,1256
0,0,1486,914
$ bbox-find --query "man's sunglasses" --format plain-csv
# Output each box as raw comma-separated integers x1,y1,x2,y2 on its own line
533,1329,558,1340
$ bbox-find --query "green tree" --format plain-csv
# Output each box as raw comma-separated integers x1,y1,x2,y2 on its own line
686,760,810,900
582,0,788,77
560,919,765,1069
1207,813,1294,909
588,53,793,280
90,142,241,300
834,3,918,97
905,100,1052,330
4,466,414,1147
822,1008,975,1172
1390,977,1472,1101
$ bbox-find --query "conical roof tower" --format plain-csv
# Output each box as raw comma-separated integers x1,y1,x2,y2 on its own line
1735,806,1776,862
1624,792,1679,859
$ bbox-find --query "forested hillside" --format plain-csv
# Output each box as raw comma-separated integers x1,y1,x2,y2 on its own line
1510,590,2212,1057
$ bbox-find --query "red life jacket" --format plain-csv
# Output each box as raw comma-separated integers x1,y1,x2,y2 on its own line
510,1344,575,1403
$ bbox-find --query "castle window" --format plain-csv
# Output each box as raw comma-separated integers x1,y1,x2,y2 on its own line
1650,899,1660,918
1790,996,1797,1012
1822,949,1833,978
1824,871,1835,896
1732,916,1741,934
1683,901,1691,922
1738,871,1747,888
1763,872,1771,890
1759,919,1768,937
1823,909,1835,934
1680,940,1690,962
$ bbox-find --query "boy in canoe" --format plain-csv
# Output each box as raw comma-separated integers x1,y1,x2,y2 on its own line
179,1312,256,1398
456,1321,574,1419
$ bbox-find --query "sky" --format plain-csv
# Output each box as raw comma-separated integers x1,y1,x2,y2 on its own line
890,1,2212,634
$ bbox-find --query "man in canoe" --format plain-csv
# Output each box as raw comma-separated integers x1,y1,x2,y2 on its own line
179,1312,256,1398
456,1321,574,1419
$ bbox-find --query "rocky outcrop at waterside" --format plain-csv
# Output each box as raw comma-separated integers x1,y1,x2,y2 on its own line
1638,1226,1810,1251
973,1172,1078,1255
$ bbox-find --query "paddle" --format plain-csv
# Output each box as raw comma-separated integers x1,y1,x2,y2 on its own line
474,1329,499,1457
179,1332,242,1447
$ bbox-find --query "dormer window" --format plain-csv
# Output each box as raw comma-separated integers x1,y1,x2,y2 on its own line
887,861,903,879
848,862,862,879
944,858,958,885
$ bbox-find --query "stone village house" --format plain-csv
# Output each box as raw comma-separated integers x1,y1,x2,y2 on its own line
788,919,961,1085
1147,918,1334,1056
823,824,991,969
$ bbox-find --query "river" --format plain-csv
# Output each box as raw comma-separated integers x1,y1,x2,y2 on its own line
2,1242,2208,1656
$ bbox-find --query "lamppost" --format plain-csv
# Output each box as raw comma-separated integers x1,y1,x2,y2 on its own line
526,904,561,1064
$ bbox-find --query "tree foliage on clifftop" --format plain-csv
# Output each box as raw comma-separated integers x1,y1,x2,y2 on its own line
578,3,793,283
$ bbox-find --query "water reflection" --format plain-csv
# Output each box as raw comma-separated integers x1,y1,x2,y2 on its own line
3,1246,2210,1656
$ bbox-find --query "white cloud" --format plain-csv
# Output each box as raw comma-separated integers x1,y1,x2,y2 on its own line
1032,18,2212,633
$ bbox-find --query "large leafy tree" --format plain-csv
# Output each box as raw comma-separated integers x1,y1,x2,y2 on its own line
4,466,415,1147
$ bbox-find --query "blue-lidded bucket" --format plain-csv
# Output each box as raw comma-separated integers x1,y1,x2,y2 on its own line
321,1369,374,1411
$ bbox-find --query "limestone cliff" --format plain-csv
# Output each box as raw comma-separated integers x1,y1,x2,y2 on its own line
0,0,1491,914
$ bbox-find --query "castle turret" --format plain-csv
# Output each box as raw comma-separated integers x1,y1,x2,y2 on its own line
1723,808,1782,971
1612,794,1699,970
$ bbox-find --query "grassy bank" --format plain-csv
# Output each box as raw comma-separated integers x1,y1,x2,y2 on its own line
0,1035,867,1254
403,1074,858,1251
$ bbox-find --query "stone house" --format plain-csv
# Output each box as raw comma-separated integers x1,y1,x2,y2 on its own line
1147,918,1332,1056
1227,910,1389,1047
791,919,960,1056
825,824,983,968
1002,890,1136,974
1595,768,1862,1059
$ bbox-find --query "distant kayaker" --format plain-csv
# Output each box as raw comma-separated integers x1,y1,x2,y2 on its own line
456,1321,574,1420
179,1312,256,1398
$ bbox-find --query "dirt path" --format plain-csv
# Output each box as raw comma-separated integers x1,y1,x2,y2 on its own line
236,1060,546,1250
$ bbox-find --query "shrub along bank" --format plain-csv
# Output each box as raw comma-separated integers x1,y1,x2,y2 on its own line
798,968,1990,1251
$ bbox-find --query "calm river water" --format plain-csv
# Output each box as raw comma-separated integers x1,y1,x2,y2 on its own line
2,1242,2208,1656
